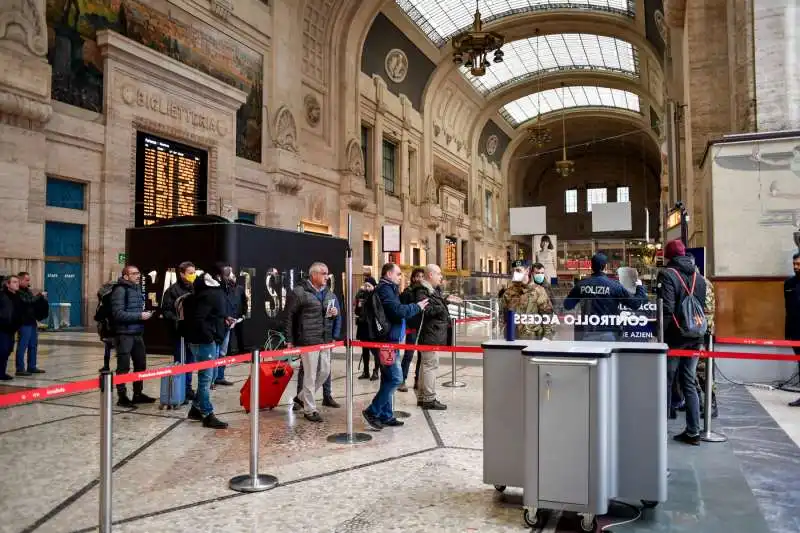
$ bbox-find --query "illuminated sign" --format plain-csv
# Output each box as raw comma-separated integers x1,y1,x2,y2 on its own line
666,209,682,229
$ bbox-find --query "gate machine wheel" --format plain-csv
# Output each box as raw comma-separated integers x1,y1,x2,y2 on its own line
523,508,545,528
494,484,506,493
579,514,598,532
641,500,658,509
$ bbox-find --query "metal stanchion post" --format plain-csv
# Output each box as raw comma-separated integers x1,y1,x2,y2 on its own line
230,349,279,492
443,317,466,388
99,370,113,533
657,298,664,343
328,214,372,444
700,335,727,443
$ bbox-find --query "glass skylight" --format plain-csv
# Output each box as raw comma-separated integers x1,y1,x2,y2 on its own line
500,86,641,127
395,0,636,47
463,34,638,94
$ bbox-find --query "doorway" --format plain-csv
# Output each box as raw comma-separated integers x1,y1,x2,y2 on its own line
44,221,84,328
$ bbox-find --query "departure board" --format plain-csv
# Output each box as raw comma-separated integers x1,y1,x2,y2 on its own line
445,237,457,271
135,132,208,227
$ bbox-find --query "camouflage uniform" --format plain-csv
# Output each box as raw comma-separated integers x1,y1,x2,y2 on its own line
500,282,555,340
696,274,717,414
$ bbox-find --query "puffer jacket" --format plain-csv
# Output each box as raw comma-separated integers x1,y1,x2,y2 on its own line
284,280,341,346
182,274,227,345
657,255,708,348
410,281,450,346
111,278,145,335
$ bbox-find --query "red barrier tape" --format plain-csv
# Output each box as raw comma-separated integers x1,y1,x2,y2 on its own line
454,316,490,324
715,337,800,348
668,348,800,362
0,378,99,408
352,340,484,353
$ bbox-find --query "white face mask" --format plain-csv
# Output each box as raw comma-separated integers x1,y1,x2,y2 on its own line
511,271,525,283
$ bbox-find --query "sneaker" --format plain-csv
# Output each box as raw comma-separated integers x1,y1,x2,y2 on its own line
362,409,383,431
0,374,13,381
788,397,800,407
131,393,157,404
421,399,447,410
382,418,404,427
186,389,196,401
304,411,323,423
202,413,228,429
293,396,304,411
397,382,409,392
29,368,45,374
188,406,204,421
214,379,234,387
673,431,700,446
15,371,31,377
322,396,341,408
358,372,370,380
370,369,379,381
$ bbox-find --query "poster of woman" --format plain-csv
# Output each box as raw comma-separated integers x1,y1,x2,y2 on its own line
533,234,558,284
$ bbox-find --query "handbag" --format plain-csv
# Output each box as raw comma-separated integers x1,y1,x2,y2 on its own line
379,347,396,366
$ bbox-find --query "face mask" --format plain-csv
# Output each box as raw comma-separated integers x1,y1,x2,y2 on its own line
185,273,197,283
511,271,525,283
533,274,545,284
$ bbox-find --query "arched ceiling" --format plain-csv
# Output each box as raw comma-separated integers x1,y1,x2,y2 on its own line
501,86,641,126
394,0,636,47
462,33,639,95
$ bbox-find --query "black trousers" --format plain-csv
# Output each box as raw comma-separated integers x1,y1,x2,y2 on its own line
115,334,147,394
361,347,379,373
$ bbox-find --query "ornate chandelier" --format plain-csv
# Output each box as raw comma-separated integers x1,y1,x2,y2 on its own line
555,83,575,177
526,29,551,149
451,1,505,77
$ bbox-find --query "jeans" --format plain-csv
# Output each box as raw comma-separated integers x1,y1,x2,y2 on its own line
173,337,195,393
115,335,147,395
667,353,701,435
296,362,332,398
214,330,231,382
16,324,38,372
298,349,332,415
365,351,403,422
0,331,14,377
189,342,218,416
401,332,417,382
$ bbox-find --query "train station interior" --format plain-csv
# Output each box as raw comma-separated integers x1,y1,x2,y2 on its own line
2,0,800,532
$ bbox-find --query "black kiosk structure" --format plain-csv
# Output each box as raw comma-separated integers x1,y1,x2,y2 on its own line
125,215,348,355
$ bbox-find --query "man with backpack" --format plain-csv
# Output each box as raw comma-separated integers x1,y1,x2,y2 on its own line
361,263,428,431
161,261,196,400
658,239,708,446
111,266,156,407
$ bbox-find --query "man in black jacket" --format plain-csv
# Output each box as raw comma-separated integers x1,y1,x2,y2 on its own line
399,267,425,391
112,266,156,407
183,264,229,429
15,272,48,375
284,262,341,423
657,240,708,445
410,264,450,410
213,266,246,388
0,275,22,381
785,252,800,407
161,261,196,399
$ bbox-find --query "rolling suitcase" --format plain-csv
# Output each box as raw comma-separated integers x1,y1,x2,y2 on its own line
160,337,187,410
239,360,294,413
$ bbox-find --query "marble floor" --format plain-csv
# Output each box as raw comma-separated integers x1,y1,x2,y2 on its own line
1,343,800,533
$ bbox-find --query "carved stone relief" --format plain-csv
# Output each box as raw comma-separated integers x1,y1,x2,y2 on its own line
384,48,408,83
309,194,325,222
274,105,298,152
210,0,234,20
486,134,499,156
346,138,364,178
274,174,303,195
0,0,48,57
304,94,321,127
424,175,437,203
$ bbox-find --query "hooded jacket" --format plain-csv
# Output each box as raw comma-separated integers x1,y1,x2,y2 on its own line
657,255,708,347
410,280,450,346
111,278,146,335
182,274,227,345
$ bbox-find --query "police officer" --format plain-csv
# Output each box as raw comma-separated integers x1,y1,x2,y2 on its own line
564,253,648,341
500,260,555,340
785,252,800,407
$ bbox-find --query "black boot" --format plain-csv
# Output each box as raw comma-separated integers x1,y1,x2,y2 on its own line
711,393,719,418
202,413,228,429
117,389,135,408
370,368,379,381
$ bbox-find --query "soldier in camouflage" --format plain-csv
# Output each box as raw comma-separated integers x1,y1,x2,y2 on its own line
500,260,555,340
696,266,717,418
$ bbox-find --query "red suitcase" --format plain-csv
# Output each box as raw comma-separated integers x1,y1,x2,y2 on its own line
239,360,294,413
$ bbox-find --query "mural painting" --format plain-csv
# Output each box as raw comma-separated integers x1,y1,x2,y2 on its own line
45,0,264,162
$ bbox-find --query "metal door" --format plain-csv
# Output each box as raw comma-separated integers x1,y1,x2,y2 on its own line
44,222,84,328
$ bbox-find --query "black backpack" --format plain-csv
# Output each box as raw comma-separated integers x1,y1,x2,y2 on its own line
94,282,122,340
362,290,390,341
667,268,708,339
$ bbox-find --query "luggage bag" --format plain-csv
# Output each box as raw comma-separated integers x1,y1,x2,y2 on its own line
160,338,187,410
239,360,294,413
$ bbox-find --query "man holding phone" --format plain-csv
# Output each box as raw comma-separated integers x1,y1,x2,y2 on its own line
111,265,156,407
284,262,341,423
